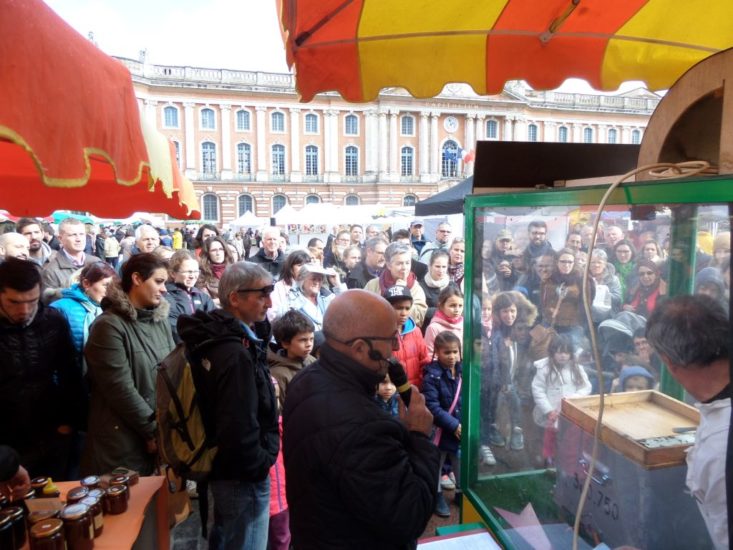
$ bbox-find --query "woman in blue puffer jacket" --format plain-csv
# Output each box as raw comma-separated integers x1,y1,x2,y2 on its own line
51,262,118,368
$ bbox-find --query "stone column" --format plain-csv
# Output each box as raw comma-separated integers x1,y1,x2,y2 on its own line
475,115,485,142
365,110,378,180
572,123,582,143
543,121,556,142
504,116,514,142
378,109,389,181
143,99,158,126
622,127,632,144
514,117,527,141
289,108,302,182
255,106,268,182
183,102,196,179
419,111,430,182
324,110,341,183
430,112,440,178
220,104,232,180
388,110,399,181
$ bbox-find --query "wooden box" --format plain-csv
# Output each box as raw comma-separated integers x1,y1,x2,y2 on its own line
560,390,699,468
554,391,711,548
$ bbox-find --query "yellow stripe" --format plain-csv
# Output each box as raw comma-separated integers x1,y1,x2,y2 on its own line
602,0,733,90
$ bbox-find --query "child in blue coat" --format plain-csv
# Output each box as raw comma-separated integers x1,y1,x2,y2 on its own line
422,331,462,518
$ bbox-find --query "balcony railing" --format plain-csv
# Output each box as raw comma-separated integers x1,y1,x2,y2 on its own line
197,172,220,181
232,173,253,182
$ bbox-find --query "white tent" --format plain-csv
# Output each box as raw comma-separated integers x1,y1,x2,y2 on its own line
230,210,268,230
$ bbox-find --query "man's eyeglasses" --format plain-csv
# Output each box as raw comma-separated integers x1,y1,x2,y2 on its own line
178,270,200,276
343,334,400,349
236,285,275,297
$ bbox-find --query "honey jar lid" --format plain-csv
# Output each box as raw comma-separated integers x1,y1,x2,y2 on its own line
31,476,49,488
80,496,99,508
67,486,89,500
106,485,127,496
28,510,59,524
0,506,23,520
30,518,63,538
60,503,89,521
81,475,100,487
87,488,105,500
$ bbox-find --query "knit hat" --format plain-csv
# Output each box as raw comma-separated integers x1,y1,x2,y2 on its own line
496,229,513,241
619,366,656,391
383,285,413,303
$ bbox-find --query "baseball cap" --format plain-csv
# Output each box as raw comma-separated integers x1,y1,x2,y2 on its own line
497,229,513,241
383,285,413,303
410,219,423,227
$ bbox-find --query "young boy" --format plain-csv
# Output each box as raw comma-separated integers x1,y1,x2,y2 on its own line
382,285,429,388
374,375,399,417
269,310,317,409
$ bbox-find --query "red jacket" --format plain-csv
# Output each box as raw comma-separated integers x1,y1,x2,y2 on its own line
269,417,287,515
394,318,430,388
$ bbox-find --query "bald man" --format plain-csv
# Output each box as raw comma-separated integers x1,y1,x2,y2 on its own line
0,233,30,261
283,290,440,550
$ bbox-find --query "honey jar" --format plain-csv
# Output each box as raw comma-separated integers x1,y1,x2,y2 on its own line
29,518,66,550
60,504,93,550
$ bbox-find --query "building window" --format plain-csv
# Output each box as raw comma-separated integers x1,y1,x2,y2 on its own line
272,194,287,214
305,145,319,176
345,146,359,176
305,194,321,205
607,128,618,144
345,114,358,136
271,111,285,132
401,146,414,176
558,126,569,142
403,195,417,207
202,194,219,221
344,194,360,205
304,113,319,134
631,129,641,144
271,144,285,176
486,119,498,139
236,143,251,174
528,123,538,142
401,115,415,136
441,140,459,178
201,108,215,130
172,140,181,167
202,142,216,175
583,127,594,143
236,109,250,131
238,194,255,216
163,106,179,128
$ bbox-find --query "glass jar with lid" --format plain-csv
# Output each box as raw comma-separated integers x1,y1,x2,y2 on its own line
60,503,93,550
29,518,66,550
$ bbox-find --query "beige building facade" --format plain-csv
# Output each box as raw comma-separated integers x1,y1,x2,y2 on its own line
120,57,659,224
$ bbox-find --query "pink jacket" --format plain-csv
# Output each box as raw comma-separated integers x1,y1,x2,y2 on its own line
269,418,287,515
424,314,464,357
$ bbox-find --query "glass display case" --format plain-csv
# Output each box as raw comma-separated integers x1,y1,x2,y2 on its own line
461,176,732,549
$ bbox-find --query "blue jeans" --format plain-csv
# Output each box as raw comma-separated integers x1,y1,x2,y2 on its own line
209,477,270,550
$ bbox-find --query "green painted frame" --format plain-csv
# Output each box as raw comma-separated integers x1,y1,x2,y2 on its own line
461,175,733,546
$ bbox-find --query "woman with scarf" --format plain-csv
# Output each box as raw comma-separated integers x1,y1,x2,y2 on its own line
540,248,594,348
624,259,667,318
269,249,313,322
197,235,234,304
365,242,428,327
448,238,465,288
611,239,638,302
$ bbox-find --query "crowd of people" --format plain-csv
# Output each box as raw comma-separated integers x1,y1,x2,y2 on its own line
0,212,729,548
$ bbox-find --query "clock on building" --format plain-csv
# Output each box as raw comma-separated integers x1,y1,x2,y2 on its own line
443,115,458,133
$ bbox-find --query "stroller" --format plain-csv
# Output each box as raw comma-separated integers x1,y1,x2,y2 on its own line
590,311,647,393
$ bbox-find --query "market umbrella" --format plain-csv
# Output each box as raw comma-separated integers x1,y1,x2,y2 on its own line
0,0,200,219
279,0,733,102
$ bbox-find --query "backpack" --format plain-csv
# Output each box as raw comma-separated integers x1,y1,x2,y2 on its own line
156,342,217,482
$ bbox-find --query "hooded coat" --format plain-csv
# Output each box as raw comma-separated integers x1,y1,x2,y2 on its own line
178,309,279,482
268,348,316,409
81,282,174,476
50,283,102,355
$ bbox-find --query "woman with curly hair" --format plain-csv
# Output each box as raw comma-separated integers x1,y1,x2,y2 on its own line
197,236,234,303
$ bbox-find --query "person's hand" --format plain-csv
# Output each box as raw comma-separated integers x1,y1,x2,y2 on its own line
455,424,462,440
146,439,158,454
622,304,635,312
0,465,30,501
498,262,512,278
547,410,560,424
398,386,433,437
394,278,408,286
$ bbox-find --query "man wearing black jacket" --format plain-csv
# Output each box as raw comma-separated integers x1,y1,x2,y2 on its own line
178,262,279,550
283,289,440,549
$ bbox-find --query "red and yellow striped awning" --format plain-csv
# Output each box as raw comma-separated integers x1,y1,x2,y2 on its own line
280,0,733,102
0,0,200,219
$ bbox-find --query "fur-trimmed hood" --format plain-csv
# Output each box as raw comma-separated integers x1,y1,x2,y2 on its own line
100,281,170,322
